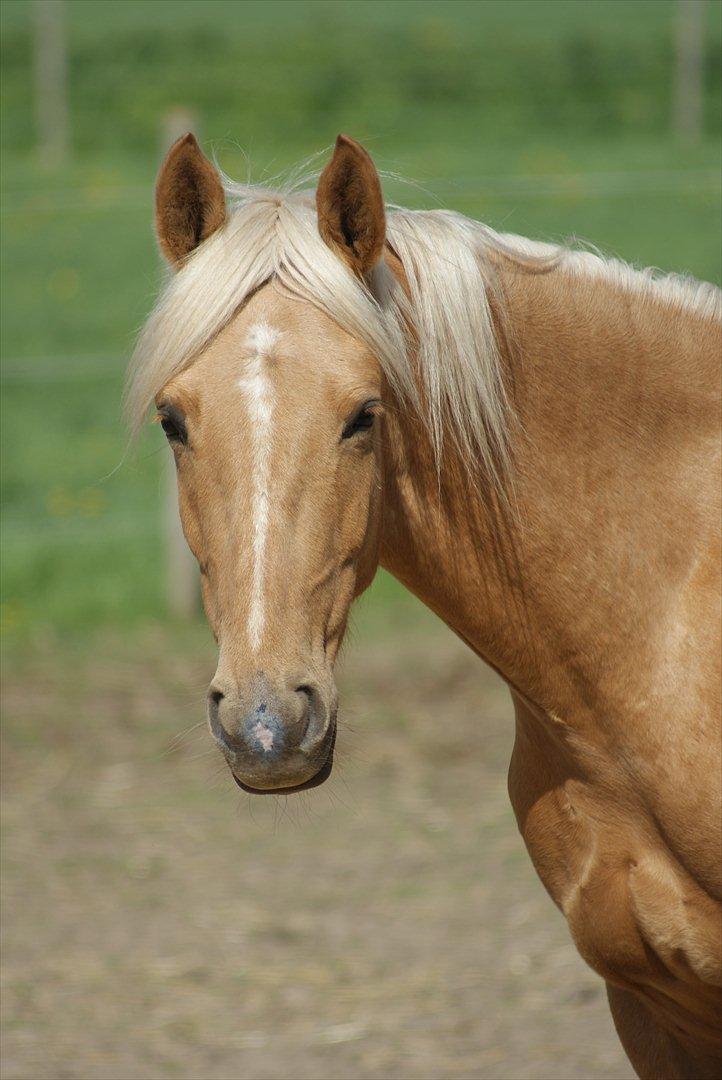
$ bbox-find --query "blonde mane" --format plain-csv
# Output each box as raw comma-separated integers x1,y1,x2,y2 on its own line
126,173,721,478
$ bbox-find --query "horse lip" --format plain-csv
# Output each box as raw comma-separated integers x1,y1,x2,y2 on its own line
232,725,336,795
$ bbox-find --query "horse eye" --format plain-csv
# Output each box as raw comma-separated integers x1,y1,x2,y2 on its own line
342,402,379,440
158,413,187,445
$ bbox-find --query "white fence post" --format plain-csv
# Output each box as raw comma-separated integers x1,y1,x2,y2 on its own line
673,0,705,145
33,0,69,168
161,108,200,618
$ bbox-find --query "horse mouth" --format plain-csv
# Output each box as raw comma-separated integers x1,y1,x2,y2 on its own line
231,726,336,795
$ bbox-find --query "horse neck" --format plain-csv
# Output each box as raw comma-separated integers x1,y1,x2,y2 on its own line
380,263,721,724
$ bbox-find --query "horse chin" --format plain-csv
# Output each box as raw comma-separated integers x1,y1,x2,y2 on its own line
231,728,336,796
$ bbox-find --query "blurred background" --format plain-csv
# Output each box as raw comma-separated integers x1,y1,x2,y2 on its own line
1,2,720,1077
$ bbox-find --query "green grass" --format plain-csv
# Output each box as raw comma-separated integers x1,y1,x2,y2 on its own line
2,1,720,164
1,0,720,635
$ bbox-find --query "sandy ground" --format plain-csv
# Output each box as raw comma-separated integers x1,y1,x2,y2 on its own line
1,604,633,1079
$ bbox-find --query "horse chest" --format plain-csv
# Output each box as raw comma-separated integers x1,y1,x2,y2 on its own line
508,696,722,1047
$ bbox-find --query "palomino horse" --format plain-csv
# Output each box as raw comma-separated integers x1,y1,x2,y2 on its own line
127,134,721,1078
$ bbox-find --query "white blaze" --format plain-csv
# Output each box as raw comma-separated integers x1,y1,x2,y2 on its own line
238,322,281,652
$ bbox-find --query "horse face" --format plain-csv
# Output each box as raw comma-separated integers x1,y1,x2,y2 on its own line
156,287,384,792
148,133,389,793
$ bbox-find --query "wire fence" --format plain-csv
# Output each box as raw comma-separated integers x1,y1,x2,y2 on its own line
2,512,156,545
2,167,720,219
3,164,720,608
1,354,124,382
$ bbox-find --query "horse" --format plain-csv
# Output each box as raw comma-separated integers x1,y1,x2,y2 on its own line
126,133,722,1078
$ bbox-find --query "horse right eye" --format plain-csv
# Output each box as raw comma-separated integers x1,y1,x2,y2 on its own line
161,417,180,439
157,412,187,445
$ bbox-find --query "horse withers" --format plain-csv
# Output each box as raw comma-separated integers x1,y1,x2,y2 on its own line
127,133,722,1078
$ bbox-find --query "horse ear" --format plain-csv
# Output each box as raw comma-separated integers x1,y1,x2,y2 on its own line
316,135,386,275
155,133,227,268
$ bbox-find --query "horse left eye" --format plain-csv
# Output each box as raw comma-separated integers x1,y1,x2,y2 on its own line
342,403,378,440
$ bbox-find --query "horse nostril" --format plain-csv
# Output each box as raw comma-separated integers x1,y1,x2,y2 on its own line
293,682,327,744
207,689,225,739
294,684,318,720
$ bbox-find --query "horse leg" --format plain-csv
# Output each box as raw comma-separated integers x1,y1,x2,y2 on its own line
606,983,721,1080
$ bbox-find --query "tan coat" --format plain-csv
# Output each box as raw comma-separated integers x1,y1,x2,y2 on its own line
139,133,722,1078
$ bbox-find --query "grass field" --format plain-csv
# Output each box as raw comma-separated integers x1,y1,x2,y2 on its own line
1,2,720,1077
1,0,721,632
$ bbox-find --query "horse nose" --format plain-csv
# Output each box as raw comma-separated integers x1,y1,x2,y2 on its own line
209,683,312,753
206,677,332,790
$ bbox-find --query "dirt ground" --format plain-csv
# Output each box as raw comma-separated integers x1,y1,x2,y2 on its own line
2,603,633,1080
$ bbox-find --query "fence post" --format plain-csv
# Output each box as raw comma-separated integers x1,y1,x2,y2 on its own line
673,0,705,145
33,0,69,168
161,109,201,618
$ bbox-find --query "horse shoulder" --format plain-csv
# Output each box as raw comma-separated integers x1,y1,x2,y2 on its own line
507,692,722,1054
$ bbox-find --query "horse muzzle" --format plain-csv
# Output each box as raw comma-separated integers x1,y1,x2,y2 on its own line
207,675,337,793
